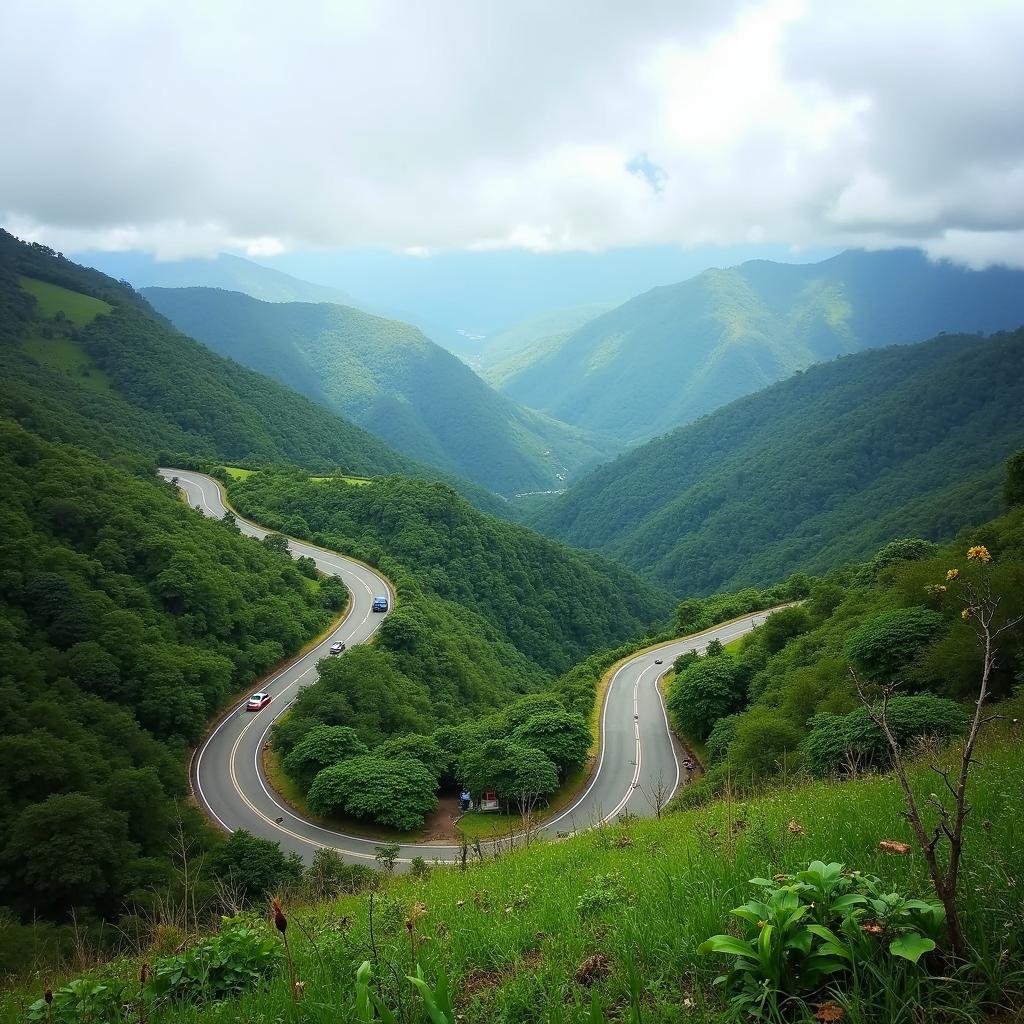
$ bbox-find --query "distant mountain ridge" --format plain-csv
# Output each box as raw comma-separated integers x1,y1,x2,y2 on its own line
144,286,618,495
533,327,1024,595
498,249,1024,442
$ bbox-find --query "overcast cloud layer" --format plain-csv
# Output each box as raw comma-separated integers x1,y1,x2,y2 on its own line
2,0,1023,266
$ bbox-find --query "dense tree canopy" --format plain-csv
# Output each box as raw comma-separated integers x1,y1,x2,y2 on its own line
0,424,338,921
307,756,438,831
535,329,1024,596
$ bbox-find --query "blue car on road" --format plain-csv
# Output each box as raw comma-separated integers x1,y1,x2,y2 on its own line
372,595,389,612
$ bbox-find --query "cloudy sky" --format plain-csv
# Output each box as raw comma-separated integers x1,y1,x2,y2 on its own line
3,0,1023,267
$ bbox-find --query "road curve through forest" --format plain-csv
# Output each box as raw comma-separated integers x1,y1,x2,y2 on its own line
162,469,776,865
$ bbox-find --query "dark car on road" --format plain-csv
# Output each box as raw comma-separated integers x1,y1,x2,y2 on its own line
372,596,389,612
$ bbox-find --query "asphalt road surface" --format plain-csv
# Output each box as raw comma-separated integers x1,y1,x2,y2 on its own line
161,469,775,864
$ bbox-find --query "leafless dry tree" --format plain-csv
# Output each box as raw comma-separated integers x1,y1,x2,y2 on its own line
852,546,1021,958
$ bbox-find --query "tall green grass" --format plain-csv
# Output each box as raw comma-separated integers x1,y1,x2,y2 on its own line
4,721,1021,1022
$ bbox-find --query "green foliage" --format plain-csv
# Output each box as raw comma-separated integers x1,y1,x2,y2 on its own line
666,656,746,741
144,286,615,495
375,734,453,785
511,710,591,776
805,696,970,777
844,607,945,680
307,756,438,831
536,327,1024,595
231,470,671,677
577,872,630,916
143,921,281,1005
699,861,944,1018
26,978,127,1024
858,537,939,581
281,725,369,789
207,831,304,903
0,425,346,921
1005,447,1024,508
459,740,559,802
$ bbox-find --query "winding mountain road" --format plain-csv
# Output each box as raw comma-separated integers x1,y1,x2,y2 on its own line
162,469,775,865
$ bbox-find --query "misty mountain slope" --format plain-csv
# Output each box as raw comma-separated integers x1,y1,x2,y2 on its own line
475,303,611,384
144,286,617,495
0,232,504,512
498,249,1024,442
533,328,1024,595
75,250,360,306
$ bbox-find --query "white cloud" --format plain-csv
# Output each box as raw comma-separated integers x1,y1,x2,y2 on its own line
1,0,1022,266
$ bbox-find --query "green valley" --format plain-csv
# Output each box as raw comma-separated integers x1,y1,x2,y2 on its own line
143,287,617,495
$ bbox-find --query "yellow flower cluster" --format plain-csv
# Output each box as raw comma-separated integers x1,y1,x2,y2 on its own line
946,568,960,581
966,545,991,562
961,608,973,620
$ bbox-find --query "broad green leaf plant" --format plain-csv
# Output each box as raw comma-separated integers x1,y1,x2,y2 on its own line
698,861,944,1019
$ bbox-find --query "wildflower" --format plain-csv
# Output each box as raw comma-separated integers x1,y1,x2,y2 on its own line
966,545,991,562
961,608,973,620
787,819,806,836
946,568,960,581
271,896,287,934
861,921,884,934
456,900,465,908
878,840,913,855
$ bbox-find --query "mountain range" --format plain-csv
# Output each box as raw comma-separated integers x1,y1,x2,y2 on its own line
533,327,1024,595
143,287,616,495
496,249,1024,443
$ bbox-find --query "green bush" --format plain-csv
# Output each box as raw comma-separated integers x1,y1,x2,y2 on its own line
143,921,281,1006
844,607,945,680
805,695,969,777
281,724,368,789
307,755,438,830
666,656,746,741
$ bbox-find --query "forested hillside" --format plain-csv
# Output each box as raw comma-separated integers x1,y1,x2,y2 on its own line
669,457,1024,808
227,470,674,681
535,328,1024,595
0,424,347,922
143,287,615,495
0,232,502,511
499,249,1024,442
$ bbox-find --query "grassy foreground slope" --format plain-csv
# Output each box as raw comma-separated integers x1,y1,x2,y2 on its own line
499,248,1024,443
4,718,1019,1022
535,328,1024,595
144,287,615,495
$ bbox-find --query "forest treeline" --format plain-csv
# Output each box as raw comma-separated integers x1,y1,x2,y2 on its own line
667,451,1024,806
0,425,349,931
535,327,1024,595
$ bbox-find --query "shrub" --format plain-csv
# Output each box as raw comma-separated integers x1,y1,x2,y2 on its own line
805,695,969,777
143,921,281,1005
511,709,591,776
307,755,438,830
844,607,945,680
282,724,369,789
207,830,304,902
666,657,745,741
